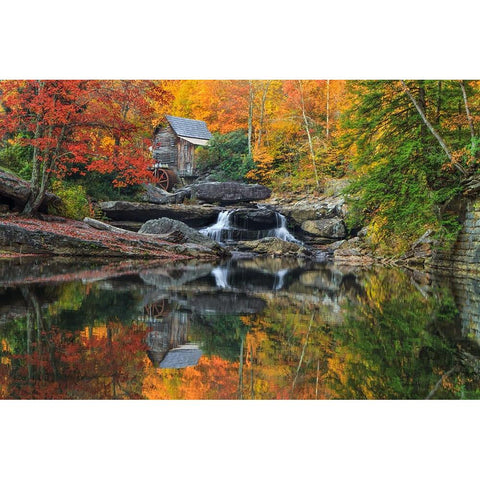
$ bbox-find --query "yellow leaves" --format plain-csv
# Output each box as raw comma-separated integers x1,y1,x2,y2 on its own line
246,145,275,183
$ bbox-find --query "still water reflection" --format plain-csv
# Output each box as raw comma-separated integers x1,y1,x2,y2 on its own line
1,256,479,399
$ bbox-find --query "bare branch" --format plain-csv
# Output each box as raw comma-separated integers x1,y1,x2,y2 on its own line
400,80,467,176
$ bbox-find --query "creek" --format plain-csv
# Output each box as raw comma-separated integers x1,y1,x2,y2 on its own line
0,255,479,399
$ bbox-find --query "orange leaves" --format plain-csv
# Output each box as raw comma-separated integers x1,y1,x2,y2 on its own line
245,145,275,184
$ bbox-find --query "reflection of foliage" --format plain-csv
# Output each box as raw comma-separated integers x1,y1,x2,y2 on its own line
191,314,249,362
326,270,460,399
143,355,238,400
1,321,148,399
241,300,334,399
3,265,480,399
51,283,144,330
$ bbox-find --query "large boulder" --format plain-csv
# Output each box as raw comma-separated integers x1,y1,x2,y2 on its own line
277,196,346,227
229,208,279,230
191,182,271,204
301,218,347,239
141,183,192,205
99,201,222,228
138,217,222,251
0,170,60,212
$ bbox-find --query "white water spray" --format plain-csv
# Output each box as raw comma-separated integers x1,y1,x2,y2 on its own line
200,210,235,243
267,212,302,244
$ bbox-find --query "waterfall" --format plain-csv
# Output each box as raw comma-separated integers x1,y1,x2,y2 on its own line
200,210,234,243
200,208,301,245
267,212,302,244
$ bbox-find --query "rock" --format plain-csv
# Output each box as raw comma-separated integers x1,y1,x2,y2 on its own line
229,208,279,229
237,237,312,257
301,218,347,239
357,226,369,238
190,182,271,204
0,170,60,212
138,218,222,251
141,183,192,205
334,248,375,265
332,236,375,265
0,217,223,259
99,201,222,228
277,196,346,226
83,217,133,234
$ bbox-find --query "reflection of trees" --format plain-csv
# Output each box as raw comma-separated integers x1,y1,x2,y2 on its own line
0,286,148,399
325,270,462,399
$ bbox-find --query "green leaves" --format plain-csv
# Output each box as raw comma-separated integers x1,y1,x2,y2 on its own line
341,80,471,253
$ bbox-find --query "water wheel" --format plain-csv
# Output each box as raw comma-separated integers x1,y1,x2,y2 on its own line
154,168,179,192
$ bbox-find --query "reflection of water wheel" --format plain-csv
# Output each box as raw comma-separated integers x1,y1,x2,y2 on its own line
144,299,170,319
154,168,179,192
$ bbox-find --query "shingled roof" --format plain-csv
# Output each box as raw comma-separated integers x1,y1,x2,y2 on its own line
165,115,213,141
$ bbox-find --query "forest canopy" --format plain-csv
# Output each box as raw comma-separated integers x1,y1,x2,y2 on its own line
1,79,479,252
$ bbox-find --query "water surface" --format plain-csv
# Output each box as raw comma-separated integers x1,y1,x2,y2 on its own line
1,256,479,399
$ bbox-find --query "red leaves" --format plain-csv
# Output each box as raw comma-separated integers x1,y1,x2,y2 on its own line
0,80,169,188
3,323,149,399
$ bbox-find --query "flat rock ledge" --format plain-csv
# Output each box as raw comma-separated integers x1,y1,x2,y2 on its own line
191,182,271,204
237,237,312,257
0,217,223,259
99,201,222,228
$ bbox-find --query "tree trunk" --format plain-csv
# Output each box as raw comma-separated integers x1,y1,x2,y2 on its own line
247,81,254,157
23,108,43,214
23,121,68,214
298,81,320,187
326,80,330,141
256,81,270,148
459,80,476,159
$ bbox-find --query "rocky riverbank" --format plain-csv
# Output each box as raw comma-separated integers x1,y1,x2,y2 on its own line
0,215,226,260
0,173,376,264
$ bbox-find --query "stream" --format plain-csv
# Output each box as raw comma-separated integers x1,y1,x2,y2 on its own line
1,254,479,399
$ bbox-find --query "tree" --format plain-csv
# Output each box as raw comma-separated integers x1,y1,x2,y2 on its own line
0,80,165,214
340,80,477,253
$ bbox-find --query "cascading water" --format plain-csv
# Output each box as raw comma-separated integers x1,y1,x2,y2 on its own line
199,210,235,243
200,208,301,245
266,212,302,244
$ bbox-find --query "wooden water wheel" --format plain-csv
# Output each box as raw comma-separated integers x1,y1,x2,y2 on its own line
153,168,179,192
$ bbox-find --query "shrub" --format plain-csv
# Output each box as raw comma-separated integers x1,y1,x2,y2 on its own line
50,180,91,220
0,140,33,180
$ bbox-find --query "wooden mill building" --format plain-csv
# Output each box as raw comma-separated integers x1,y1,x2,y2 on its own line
152,115,213,182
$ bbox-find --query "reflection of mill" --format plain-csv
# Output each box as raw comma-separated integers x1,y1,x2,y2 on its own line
141,300,202,369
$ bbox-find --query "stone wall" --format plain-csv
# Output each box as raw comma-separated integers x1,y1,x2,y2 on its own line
452,275,480,341
431,198,480,275
429,197,480,342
